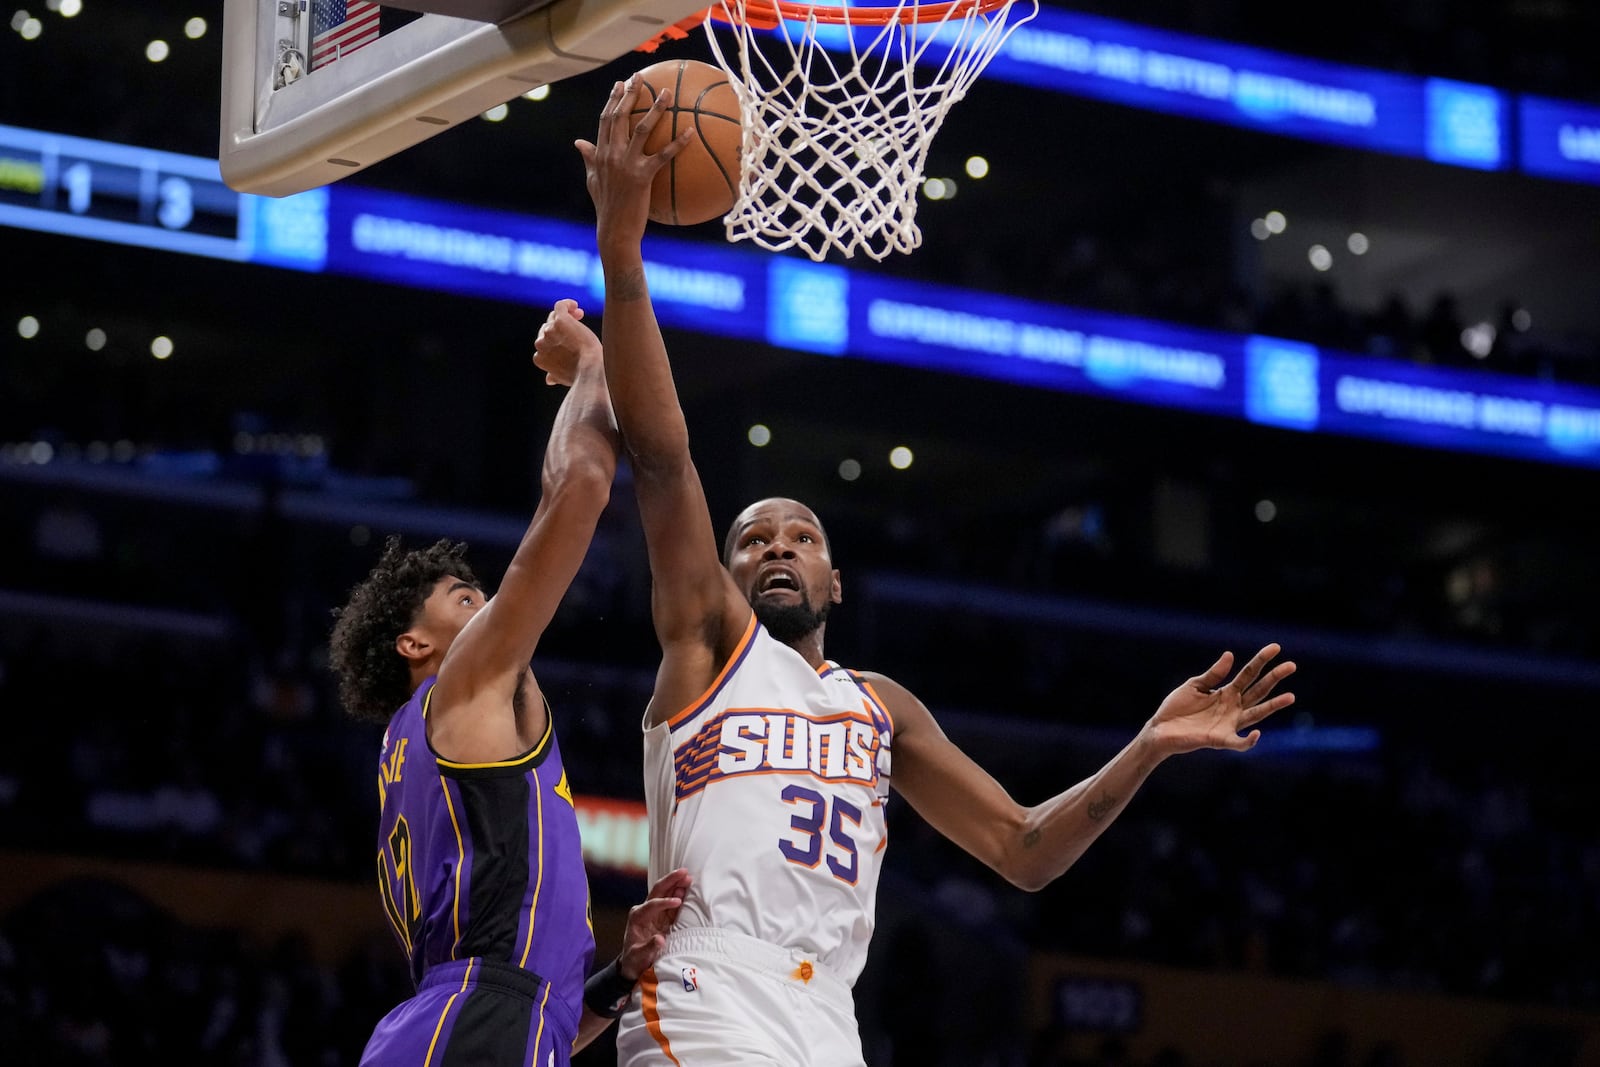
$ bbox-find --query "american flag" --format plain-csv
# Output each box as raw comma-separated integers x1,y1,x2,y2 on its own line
310,0,380,70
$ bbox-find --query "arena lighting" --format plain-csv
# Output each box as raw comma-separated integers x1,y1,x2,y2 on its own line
7,122,1600,472
838,458,862,481
747,424,772,447
1463,323,1496,359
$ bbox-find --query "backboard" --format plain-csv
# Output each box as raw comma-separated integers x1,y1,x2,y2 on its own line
219,0,710,197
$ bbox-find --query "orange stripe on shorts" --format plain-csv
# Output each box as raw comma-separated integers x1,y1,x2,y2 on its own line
640,966,683,1066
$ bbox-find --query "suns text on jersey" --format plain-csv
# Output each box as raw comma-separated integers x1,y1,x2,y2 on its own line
673,708,882,799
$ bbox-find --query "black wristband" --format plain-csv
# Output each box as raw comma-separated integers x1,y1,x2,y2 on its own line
583,957,634,1019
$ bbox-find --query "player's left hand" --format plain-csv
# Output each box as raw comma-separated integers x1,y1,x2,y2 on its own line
533,298,601,387
1145,643,1296,755
618,867,692,982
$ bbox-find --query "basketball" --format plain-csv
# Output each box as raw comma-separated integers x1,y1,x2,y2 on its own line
629,58,743,227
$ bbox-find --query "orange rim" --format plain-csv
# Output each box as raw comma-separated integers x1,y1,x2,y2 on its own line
712,0,1015,28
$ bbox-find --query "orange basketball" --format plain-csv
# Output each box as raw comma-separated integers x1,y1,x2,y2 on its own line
629,58,742,227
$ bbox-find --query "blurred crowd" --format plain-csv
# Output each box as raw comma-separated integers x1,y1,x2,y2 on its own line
0,877,410,1067
0,472,1595,1066
910,210,1600,390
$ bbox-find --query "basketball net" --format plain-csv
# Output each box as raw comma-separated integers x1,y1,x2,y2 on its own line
700,0,1038,261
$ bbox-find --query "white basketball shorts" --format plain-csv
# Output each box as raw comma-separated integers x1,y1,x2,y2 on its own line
614,927,867,1067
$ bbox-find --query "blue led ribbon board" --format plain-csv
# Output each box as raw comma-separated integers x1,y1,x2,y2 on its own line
981,9,1509,169
1518,95,1600,185
6,121,1600,471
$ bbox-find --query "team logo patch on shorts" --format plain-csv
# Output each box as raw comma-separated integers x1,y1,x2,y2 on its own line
681,966,699,992
793,961,814,984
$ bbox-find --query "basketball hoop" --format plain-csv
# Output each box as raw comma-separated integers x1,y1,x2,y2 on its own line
694,0,1037,261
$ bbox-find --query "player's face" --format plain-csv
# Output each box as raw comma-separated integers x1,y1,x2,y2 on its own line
418,576,486,648
725,499,840,617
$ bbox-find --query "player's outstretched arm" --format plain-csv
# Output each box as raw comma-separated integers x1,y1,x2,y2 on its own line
428,319,620,761
573,867,692,1052
883,644,1295,891
575,79,752,716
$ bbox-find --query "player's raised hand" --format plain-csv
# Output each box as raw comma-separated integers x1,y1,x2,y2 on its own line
532,298,600,387
1145,644,1296,755
576,78,693,254
618,867,692,982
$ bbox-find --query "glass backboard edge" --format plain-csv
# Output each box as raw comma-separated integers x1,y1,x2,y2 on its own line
220,0,707,197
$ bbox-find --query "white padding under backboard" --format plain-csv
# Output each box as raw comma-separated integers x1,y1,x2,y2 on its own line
219,0,708,197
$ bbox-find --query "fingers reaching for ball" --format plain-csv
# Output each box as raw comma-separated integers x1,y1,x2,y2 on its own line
580,61,743,249
627,60,743,226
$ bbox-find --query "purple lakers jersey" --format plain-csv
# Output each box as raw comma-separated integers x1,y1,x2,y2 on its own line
374,677,595,1021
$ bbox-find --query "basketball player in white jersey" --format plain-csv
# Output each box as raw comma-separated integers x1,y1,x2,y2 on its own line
557,79,1299,1066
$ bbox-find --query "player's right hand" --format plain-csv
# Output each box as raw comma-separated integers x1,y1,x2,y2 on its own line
576,78,692,257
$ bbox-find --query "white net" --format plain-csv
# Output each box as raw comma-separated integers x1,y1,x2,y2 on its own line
703,0,1038,262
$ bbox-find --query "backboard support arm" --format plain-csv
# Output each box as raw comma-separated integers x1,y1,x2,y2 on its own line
220,0,709,196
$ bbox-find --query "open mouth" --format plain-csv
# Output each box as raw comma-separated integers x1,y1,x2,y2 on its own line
759,568,799,593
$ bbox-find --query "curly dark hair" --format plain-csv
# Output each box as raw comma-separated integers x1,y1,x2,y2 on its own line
327,535,479,724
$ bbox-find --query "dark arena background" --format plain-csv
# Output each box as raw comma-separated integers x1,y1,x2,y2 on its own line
4,2,1600,1064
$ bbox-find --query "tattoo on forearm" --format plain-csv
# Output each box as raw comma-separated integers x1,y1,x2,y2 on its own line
1022,790,1122,848
1086,791,1120,821
613,268,648,302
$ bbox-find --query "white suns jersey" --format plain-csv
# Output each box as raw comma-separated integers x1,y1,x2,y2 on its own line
640,615,894,986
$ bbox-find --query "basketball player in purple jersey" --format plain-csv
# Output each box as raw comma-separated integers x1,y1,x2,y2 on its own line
558,80,1300,1065
328,320,690,1064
